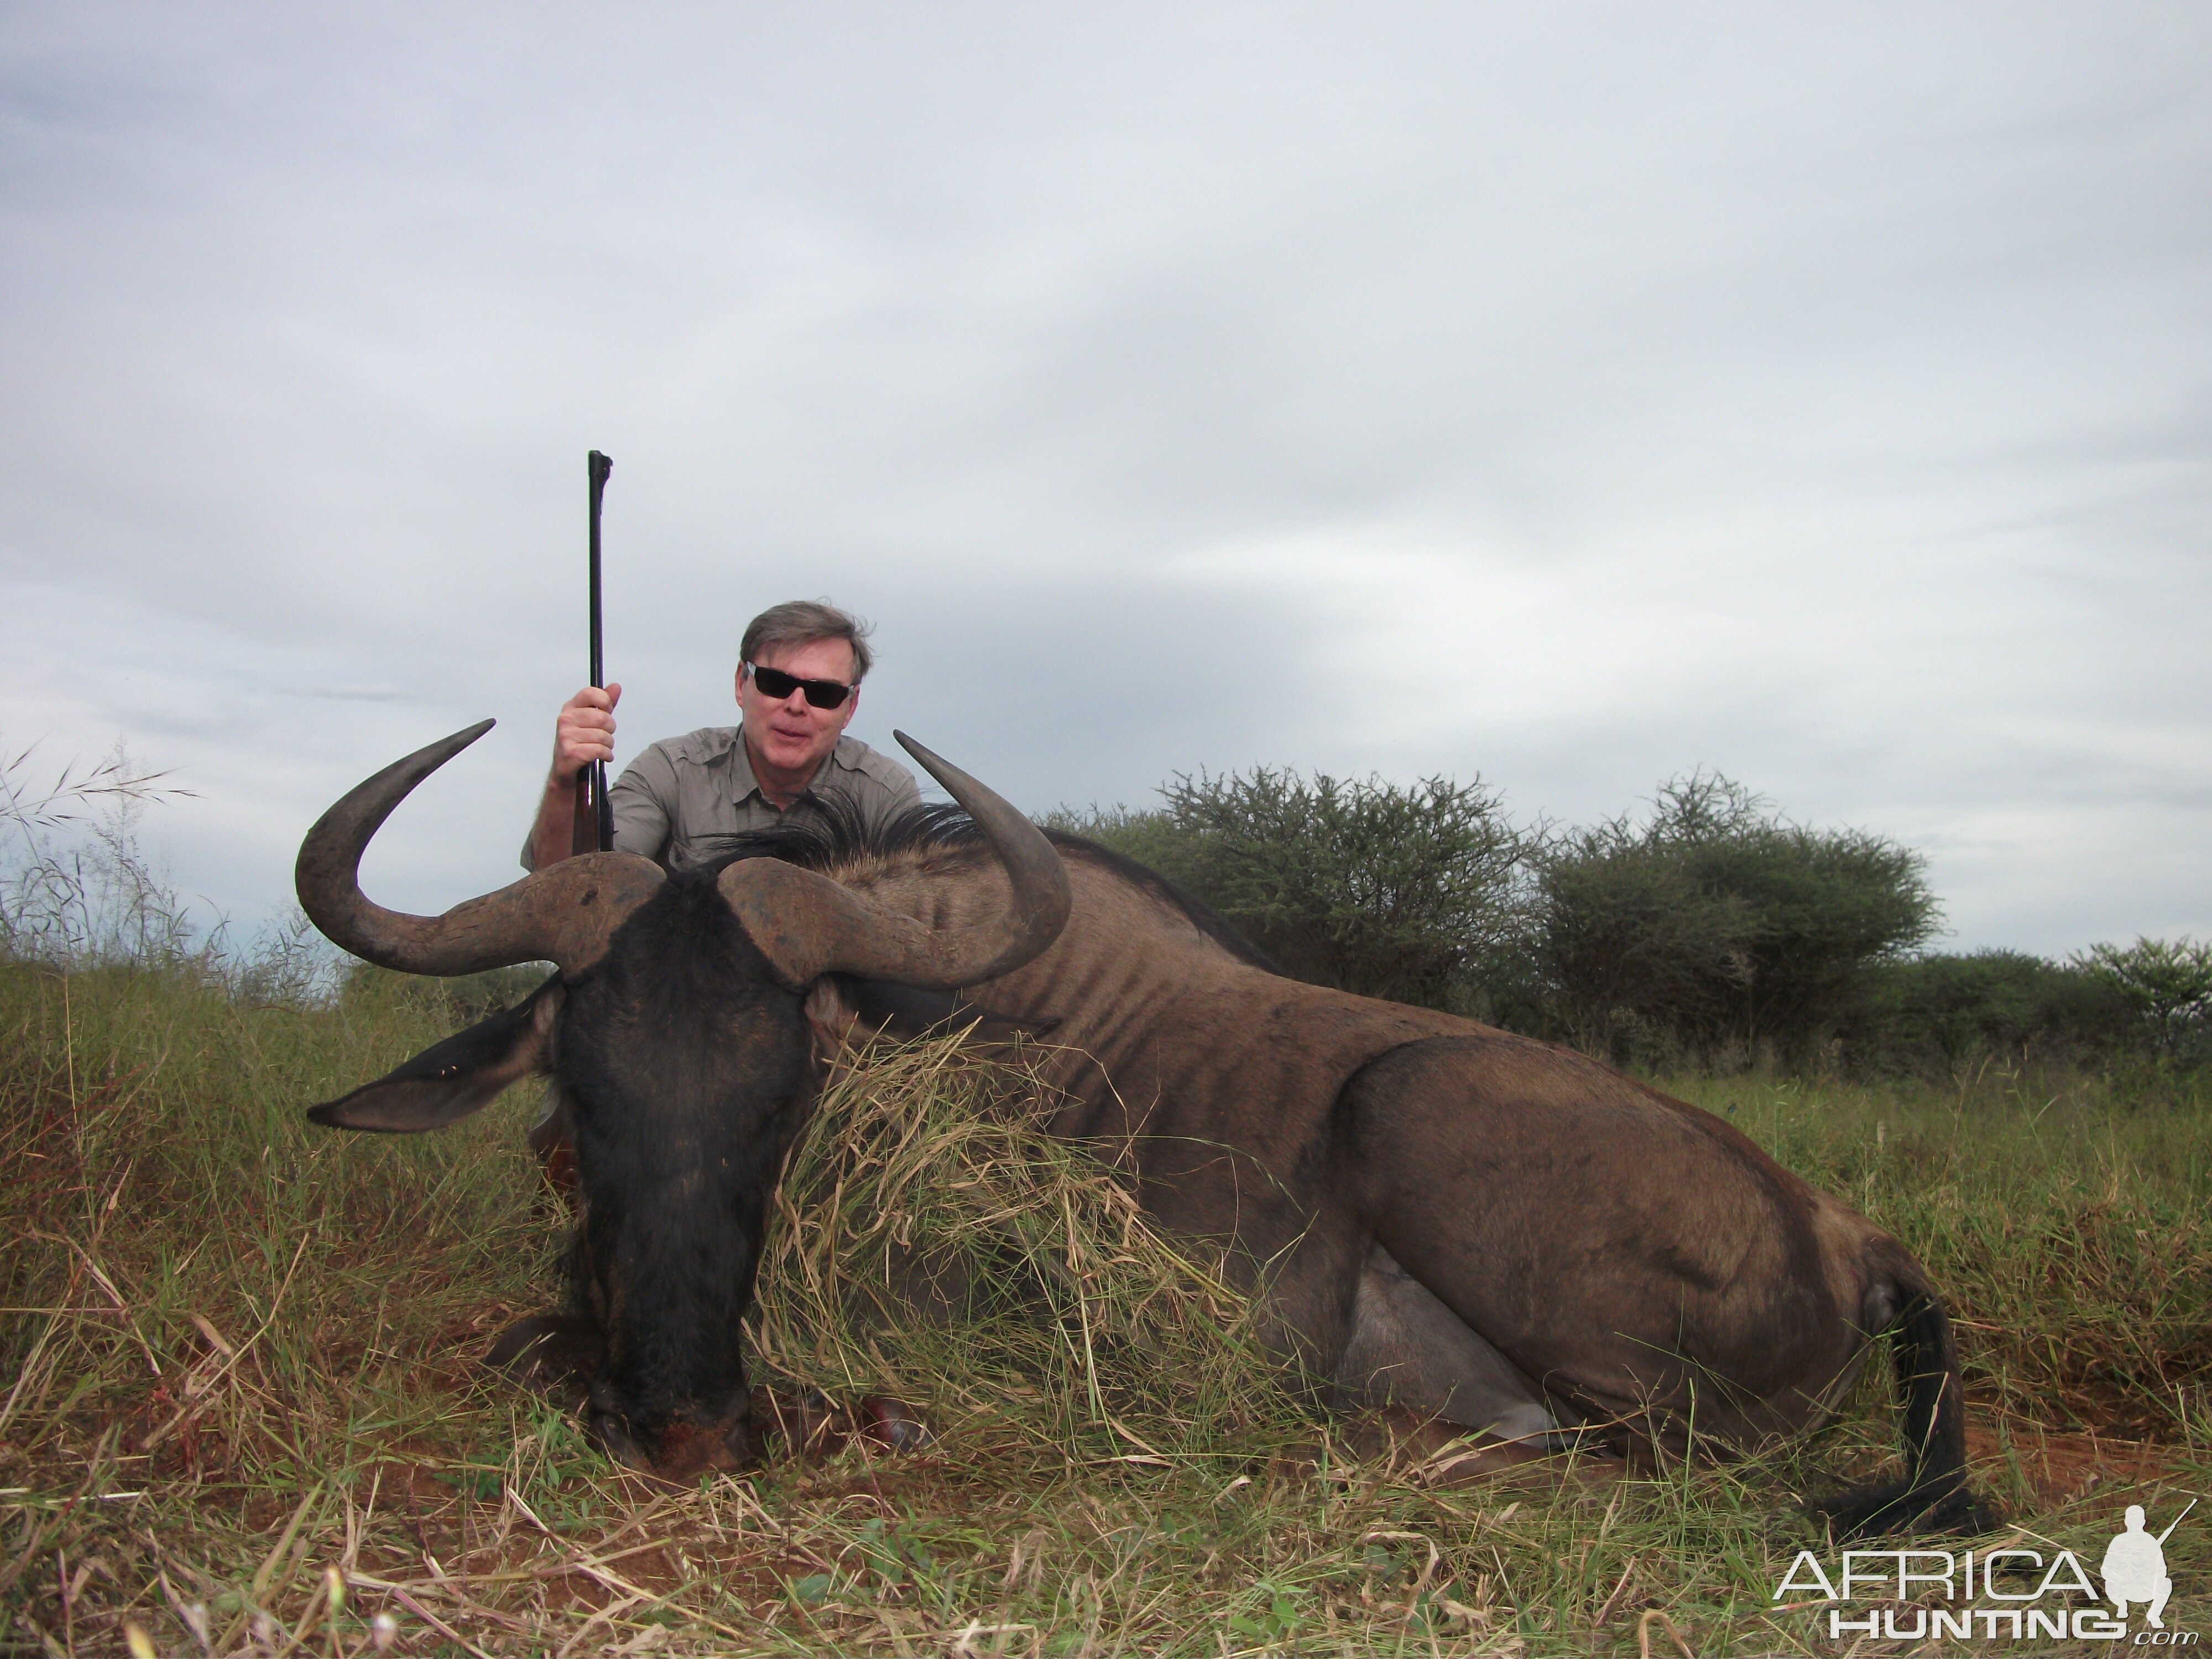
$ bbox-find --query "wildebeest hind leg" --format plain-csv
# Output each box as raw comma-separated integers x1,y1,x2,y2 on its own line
1333,1243,1557,1443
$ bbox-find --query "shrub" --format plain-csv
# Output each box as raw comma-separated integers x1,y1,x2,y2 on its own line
1840,950,2131,1075
1532,773,1939,1066
1047,768,1526,1013
2075,936,2212,1060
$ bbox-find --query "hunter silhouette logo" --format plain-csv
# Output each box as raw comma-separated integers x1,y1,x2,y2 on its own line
2103,1501,2191,1631
1772,1496,2199,1642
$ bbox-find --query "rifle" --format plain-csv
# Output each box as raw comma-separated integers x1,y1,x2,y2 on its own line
2155,1498,2196,1546
571,450,615,856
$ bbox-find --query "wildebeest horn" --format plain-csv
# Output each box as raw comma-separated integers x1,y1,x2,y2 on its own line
296,720,666,977
717,731,1070,990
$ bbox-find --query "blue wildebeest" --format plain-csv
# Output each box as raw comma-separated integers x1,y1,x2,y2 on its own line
299,723,1986,1533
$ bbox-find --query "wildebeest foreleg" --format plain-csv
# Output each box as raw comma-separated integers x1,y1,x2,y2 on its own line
1333,1243,1557,1442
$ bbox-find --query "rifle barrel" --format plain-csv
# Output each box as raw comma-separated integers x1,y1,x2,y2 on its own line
585,450,614,853
588,450,612,689
2154,1497,2195,1546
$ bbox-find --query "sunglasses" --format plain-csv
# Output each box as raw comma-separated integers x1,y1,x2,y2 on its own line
746,662,855,709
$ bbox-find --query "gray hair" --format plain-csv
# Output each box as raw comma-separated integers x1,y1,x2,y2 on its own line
740,599,877,684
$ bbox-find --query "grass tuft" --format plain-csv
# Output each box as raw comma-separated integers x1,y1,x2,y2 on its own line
753,1033,1287,1464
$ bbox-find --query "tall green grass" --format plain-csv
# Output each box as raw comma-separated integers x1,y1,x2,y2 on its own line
1670,1067,2212,1443
3,956,2206,1656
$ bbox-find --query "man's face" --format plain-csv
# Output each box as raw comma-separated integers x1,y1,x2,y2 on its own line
734,635,860,782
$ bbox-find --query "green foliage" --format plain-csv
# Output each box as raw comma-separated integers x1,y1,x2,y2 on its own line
1056,766,2210,1079
1842,950,2132,1075
1531,773,1940,1065
1839,942,2212,1079
1047,767,1525,1012
2075,936,2212,1058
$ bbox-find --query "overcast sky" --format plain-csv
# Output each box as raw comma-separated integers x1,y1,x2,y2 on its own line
4,4,2207,956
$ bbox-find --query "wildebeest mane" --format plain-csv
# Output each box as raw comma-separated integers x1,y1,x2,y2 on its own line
1041,833,1279,973
693,799,985,874
695,801,1278,973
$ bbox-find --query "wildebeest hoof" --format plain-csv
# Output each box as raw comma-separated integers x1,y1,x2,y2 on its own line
747,1385,846,1458
742,1388,932,1460
486,1312,601,1397
856,1394,931,1452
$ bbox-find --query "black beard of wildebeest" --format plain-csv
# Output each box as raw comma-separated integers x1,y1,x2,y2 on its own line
299,722,1992,1535
557,875,811,1471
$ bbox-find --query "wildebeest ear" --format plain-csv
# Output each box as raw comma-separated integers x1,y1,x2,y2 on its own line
308,975,562,1134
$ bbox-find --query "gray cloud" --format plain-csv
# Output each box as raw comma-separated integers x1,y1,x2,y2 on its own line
3,3,2208,953
289,685,414,703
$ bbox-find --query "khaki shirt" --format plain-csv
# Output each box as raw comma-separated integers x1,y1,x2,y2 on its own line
525,726,920,873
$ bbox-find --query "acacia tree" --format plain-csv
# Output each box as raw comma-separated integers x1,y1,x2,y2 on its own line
1533,774,1939,1064
1048,767,1527,1013
2075,936,2212,1057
